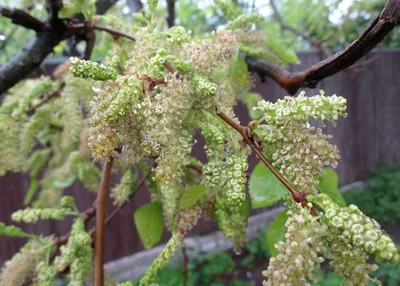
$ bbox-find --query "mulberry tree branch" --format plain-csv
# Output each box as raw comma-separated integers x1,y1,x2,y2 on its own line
0,6,45,32
94,158,114,286
166,0,176,28
247,0,400,94
216,111,305,204
0,0,124,96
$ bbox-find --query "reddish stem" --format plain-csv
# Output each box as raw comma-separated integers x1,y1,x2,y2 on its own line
94,158,113,286
216,111,304,203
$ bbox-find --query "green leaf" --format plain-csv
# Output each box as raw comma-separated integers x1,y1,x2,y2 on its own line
134,202,164,249
249,162,287,209
239,194,250,218
267,36,300,64
244,92,263,120
231,54,250,87
179,185,206,210
58,4,81,19
318,168,346,207
267,210,288,257
51,169,76,189
24,178,40,206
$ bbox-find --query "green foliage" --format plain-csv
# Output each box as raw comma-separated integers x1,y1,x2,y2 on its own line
370,258,400,286
58,0,96,19
240,228,270,267
134,202,164,249
249,162,287,208
0,222,35,238
343,164,400,223
312,271,343,286
179,184,207,210
243,92,263,120
318,168,346,207
266,210,288,257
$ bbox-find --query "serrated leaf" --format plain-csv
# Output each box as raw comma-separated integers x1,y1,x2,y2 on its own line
24,178,40,206
134,202,163,249
318,168,346,207
244,92,263,120
267,210,288,257
179,185,206,210
249,162,287,209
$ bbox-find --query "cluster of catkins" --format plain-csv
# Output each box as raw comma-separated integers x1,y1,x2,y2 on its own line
0,0,399,285
253,90,347,194
263,195,399,285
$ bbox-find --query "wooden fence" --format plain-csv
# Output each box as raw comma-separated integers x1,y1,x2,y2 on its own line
1,50,399,265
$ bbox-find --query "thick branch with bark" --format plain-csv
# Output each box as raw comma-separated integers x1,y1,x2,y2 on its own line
248,0,400,94
0,0,124,96
166,0,175,28
0,6,45,32
0,23,68,95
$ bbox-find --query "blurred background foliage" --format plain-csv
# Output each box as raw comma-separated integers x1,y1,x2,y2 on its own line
1,0,399,66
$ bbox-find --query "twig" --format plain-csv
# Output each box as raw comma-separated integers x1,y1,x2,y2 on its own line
93,24,136,41
94,158,114,286
216,111,305,203
104,170,152,225
27,83,65,115
247,0,400,94
186,164,203,176
269,0,331,58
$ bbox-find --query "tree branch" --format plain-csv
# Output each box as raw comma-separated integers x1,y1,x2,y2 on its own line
0,1,125,96
269,0,332,57
247,0,400,94
166,0,175,28
94,158,114,286
0,23,68,95
0,6,45,33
